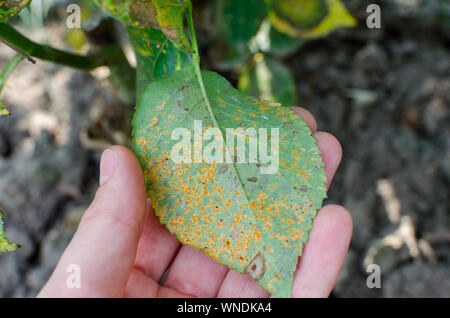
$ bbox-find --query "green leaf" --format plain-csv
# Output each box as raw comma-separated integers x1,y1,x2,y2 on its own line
132,65,327,297
238,53,298,106
0,207,18,252
220,0,267,50
94,0,192,52
127,26,191,96
0,0,31,22
268,0,356,38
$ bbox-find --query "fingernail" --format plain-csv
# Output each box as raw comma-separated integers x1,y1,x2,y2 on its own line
100,149,116,186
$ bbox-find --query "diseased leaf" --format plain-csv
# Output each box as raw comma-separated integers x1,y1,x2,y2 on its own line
127,26,191,95
0,0,31,22
238,53,299,106
94,0,192,52
268,0,356,38
93,0,135,24
132,65,327,297
151,0,191,52
0,207,18,252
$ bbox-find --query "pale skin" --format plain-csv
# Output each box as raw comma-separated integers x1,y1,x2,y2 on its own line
38,107,353,298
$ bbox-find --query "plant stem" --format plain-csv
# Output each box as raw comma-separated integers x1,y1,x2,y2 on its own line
186,2,216,126
0,23,105,71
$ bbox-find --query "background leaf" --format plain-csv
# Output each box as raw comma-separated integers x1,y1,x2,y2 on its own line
132,66,327,297
238,53,299,106
220,0,267,50
0,0,32,22
268,0,328,31
0,100,10,116
253,19,304,57
268,0,356,38
0,208,18,252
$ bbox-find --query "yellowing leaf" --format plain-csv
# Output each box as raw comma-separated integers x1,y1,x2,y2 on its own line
269,0,356,38
0,100,10,116
0,207,18,253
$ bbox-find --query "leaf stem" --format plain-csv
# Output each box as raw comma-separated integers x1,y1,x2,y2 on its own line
0,23,105,71
186,2,217,128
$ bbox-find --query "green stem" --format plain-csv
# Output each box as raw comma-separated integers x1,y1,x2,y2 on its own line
186,2,216,126
0,23,105,70
0,53,24,94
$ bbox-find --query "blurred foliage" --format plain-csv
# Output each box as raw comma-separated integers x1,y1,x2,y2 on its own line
238,53,298,106
0,53,24,116
0,0,31,22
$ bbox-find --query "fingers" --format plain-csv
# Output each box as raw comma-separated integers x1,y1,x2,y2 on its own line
291,107,317,133
162,246,229,297
133,200,181,282
125,268,189,298
313,131,342,189
292,205,353,297
38,146,147,297
217,271,270,298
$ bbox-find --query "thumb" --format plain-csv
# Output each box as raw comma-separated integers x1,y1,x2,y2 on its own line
39,146,148,297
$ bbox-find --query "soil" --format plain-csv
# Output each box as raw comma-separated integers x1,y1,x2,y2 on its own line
0,0,448,297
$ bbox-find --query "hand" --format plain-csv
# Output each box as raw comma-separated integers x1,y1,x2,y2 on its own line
38,107,352,298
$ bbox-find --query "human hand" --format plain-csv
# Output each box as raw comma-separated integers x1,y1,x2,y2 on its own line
38,107,352,298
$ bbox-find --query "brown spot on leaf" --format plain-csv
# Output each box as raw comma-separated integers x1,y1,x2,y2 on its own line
297,185,307,192
247,177,257,183
219,165,229,174
129,0,158,26
245,253,266,280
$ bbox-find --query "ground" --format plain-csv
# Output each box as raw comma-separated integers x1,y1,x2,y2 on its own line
0,0,448,297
